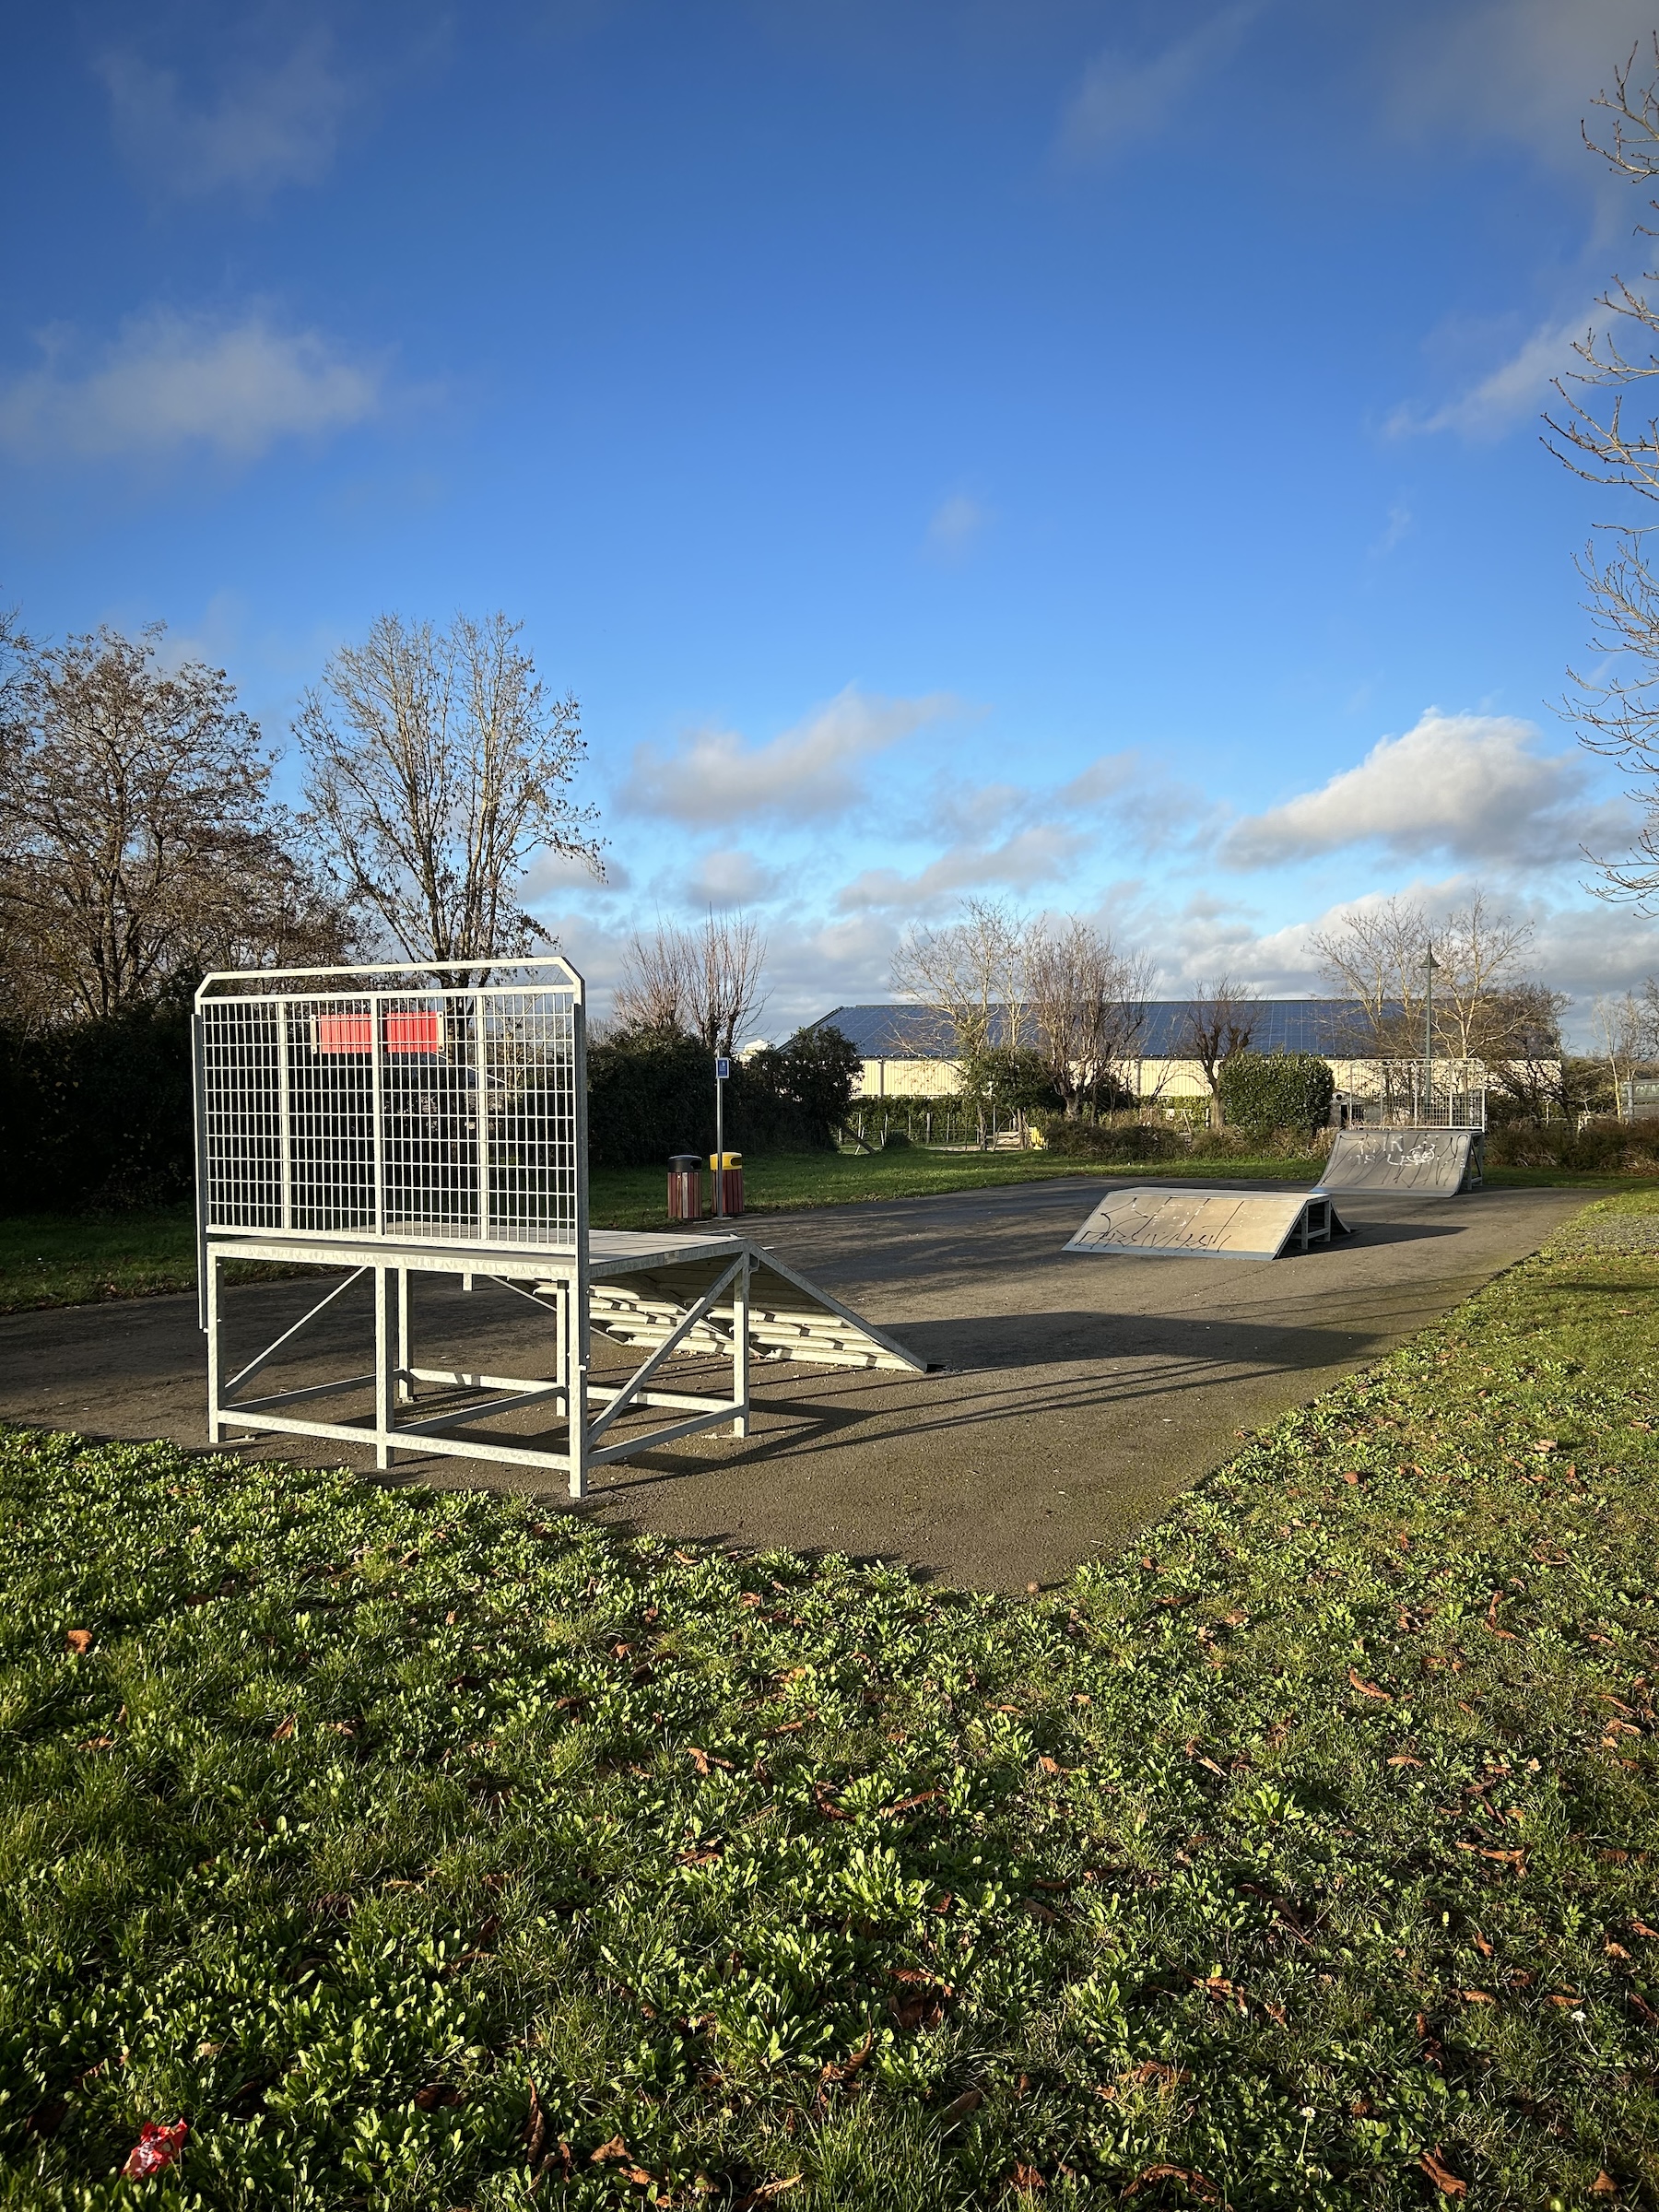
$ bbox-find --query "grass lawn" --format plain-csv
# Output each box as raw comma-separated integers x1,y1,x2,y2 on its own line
2,1193,1656,2207
6,1147,1625,1315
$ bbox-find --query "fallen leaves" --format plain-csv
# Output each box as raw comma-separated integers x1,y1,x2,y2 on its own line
1418,2147,1467,2197
1347,1667,1391,1701
1124,2165,1218,2203
65,1629,92,1654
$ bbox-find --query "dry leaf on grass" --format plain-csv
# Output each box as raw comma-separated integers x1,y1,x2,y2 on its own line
65,1630,92,1654
1418,2147,1466,2197
1347,1667,1391,1701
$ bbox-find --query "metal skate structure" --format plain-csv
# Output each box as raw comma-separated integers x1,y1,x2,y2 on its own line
194,958,918,1497
1318,1125,1484,1196
1064,1184,1353,1261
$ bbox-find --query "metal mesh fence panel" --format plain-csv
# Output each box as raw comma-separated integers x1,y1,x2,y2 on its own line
197,962,582,1249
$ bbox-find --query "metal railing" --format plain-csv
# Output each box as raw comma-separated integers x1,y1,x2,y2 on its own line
194,958,585,1253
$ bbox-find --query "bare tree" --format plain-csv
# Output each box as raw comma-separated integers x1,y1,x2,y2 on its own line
1313,891,1536,1108
1027,916,1154,1116
1434,893,1535,1066
1487,984,1571,1123
0,623,348,1023
1176,975,1260,1128
1311,895,1429,1110
297,611,601,970
1543,41,1659,906
1594,987,1654,1115
613,912,768,1055
891,897,1030,1064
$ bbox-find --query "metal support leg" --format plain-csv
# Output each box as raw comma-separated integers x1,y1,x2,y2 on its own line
567,1276,588,1501
732,1253,750,1438
373,1265,398,1470
206,1248,224,1442
396,1267,412,1403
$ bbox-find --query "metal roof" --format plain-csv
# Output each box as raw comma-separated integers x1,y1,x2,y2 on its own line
807,1000,1385,1059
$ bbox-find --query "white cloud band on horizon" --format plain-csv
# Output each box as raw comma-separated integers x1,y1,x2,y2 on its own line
0,309,385,463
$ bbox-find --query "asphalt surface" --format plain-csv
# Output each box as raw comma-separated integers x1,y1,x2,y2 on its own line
0,1178,1590,1592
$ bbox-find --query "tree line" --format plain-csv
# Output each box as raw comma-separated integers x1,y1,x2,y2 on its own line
877,890,1606,1134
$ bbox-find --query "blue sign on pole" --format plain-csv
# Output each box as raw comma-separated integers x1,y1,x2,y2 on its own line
715,1056,731,1081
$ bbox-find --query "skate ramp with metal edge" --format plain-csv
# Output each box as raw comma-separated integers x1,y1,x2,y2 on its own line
575,1230,926,1373
1318,1126,1483,1197
1064,1184,1353,1262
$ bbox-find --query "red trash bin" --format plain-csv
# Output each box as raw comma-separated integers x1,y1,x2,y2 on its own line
710,1149,744,1217
667,1153,702,1221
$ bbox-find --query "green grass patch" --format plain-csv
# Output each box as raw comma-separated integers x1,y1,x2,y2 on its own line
2,1195,1657,2206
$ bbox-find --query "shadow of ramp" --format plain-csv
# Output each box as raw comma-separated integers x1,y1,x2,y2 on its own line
886,1306,1387,1382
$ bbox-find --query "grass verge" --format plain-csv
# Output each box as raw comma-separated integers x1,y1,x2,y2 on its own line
1,1193,1656,2207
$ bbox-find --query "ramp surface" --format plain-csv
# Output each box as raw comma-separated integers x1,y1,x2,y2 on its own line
1320,1126,1481,1196
1064,1184,1351,1260
580,1235,924,1373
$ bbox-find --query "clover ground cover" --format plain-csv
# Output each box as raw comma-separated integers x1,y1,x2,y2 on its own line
0,1193,1655,2207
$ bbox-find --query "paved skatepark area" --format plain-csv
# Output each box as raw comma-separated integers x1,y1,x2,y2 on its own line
0,1178,1591,1592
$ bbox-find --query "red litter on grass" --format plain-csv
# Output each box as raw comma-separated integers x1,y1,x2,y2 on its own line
122,2120,188,2177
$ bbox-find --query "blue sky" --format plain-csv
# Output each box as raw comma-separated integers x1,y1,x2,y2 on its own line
2,0,1654,1035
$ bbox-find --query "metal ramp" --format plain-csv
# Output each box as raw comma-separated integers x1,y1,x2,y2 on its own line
581,1230,924,1373
1318,1126,1483,1196
1064,1184,1353,1261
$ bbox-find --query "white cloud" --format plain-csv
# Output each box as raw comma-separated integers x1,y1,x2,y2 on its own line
925,493,987,559
621,685,958,825
1221,709,1628,871
1387,314,1586,441
1061,4,1259,159
1381,0,1659,174
834,824,1089,913
97,33,349,198
685,847,781,907
0,310,385,463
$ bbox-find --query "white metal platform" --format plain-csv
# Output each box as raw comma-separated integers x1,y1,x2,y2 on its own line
194,958,919,1497
1063,1184,1353,1261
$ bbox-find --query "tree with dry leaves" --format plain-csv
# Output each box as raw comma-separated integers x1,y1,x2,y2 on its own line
0,623,349,1024
613,912,769,1056
1545,40,1659,906
1176,976,1260,1129
296,611,601,971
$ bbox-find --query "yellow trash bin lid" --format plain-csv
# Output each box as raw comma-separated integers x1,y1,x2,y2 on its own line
709,1151,743,1170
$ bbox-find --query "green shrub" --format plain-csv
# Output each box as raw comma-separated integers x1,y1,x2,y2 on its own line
1033,1116,1180,1162
1486,1115,1659,1173
0,1005,194,1213
586,1024,859,1169
1218,1050,1335,1138
880,1128,912,1150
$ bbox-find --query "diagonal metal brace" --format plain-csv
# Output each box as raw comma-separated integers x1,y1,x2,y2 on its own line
586,1257,744,1443
224,1266,370,1396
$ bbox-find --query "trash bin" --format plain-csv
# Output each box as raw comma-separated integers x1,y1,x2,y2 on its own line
709,1149,744,1217
667,1152,702,1221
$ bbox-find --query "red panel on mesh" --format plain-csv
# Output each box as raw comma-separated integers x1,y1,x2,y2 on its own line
314,1013,373,1053
385,1010,442,1054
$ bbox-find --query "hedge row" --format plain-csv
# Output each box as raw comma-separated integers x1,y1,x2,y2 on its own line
0,1015,861,1212
0,1007,196,1212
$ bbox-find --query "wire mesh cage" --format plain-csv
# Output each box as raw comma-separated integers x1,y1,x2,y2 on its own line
194,959,585,1250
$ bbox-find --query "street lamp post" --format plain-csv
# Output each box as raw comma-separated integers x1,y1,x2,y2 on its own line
1421,946,1441,1124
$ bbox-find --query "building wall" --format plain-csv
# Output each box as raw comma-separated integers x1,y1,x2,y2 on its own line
851,1053,1524,1104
